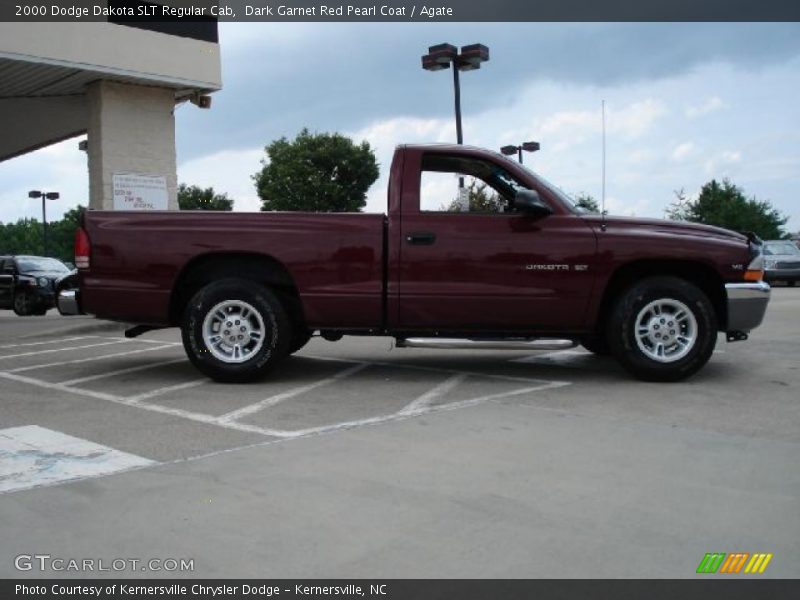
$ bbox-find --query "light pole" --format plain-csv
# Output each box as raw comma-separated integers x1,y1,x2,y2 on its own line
27,190,59,256
501,141,540,164
421,43,490,145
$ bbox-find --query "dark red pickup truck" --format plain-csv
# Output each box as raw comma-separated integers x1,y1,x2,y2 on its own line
59,144,770,382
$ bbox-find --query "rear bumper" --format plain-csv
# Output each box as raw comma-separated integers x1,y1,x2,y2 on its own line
57,289,83,316
725,281,770,332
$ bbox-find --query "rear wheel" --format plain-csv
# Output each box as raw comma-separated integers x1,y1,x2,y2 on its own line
607,276,717,382
13,291,32,316
181,278,291,383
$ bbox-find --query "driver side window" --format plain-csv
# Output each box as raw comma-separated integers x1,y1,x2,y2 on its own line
419,154,526,214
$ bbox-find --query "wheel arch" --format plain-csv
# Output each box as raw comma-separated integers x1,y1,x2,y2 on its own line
593,259,727,332
168,252,305,328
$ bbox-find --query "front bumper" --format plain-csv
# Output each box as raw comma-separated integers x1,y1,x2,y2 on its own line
57,289,82,316
764,268,800,282
725,281,770,332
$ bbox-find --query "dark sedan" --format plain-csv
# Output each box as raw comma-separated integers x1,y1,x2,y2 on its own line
0,255,73,316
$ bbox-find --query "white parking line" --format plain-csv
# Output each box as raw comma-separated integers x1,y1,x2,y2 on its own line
306,354,570,386
512,349,591,364
5,344,177,373
268,380,571,439
0,340,128,361
129,379,208,401
0,370,281,437
99,336,182,346
58,358,187,386
218,362,370,423
399,373,467,416
0,336,93,350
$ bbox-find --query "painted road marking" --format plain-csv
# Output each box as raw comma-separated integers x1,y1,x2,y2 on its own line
307,354,570,385
399,373,467,416
129,379,209,401
0,336,93,350
0,356,571,440
99,336,181,346
512,349,591,364
0,371,280,437
266,380,571,439
0,425,155,494
58,358,188,386
0,340,128,361
5,344,177,373
218,362,370,423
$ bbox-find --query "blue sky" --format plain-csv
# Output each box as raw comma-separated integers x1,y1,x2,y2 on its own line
2,22,799,231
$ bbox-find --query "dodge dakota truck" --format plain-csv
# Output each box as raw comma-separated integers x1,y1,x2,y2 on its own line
58,144,771,382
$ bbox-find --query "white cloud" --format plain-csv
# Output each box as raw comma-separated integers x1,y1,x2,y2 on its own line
703,150,743,176
178,147,264,212
348,117,454,212
685,96,725,118
537,98,667,143
671,142,696,161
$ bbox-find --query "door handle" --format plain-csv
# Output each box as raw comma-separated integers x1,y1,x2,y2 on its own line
405,231,436,246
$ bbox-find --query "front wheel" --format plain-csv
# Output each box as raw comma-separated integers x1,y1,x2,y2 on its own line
181,278,291,383
13,291,32,316
607,276,717,382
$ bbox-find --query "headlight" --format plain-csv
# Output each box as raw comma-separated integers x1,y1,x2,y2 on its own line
37,277,49,287
764,259,777,269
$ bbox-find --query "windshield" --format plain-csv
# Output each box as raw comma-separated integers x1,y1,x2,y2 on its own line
764,242,800,256
17,257,70,273
513,161,585,213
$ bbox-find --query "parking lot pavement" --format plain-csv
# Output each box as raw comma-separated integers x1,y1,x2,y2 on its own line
0,290,798,578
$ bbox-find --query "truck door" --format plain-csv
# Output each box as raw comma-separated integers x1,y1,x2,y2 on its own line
398,151,597,332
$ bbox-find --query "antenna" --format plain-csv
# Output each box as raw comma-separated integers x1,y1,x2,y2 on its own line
601,99,607,231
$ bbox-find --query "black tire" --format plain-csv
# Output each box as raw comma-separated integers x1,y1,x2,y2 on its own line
288,330,313,355
13,291,32,316
607,276,717,382
181,278,291,383
788,280,796,288
580,334,610,356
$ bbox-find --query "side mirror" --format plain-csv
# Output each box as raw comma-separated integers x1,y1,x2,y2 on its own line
515,189,552,217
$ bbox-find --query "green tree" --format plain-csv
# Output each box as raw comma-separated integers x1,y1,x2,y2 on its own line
443,180,504,212
667,179,788,239
48,205,86,262
0,218,41,256
0,206,85,262
573,193,600,213
177,184,234,211
254,128,379,212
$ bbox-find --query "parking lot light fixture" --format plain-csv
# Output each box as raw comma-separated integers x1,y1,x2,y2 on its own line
421,42,490,146
27,189,60,257
501,141,540,164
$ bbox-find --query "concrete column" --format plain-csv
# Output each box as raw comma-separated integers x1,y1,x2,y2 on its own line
87,81,178,210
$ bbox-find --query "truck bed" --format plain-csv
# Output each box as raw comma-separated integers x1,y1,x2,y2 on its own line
80,210,386,328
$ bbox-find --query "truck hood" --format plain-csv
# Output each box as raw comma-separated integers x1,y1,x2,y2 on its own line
581,215,748,243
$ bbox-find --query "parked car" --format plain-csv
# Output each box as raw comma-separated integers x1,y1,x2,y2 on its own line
58,144,770,382
0,255,72,316
762,240,800,286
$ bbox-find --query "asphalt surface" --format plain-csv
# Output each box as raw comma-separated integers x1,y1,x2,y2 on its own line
0,289,798,578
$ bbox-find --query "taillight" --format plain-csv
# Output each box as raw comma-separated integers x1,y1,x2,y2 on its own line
74,227,90,269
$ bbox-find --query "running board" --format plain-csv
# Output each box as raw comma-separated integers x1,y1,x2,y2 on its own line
395,338,578,351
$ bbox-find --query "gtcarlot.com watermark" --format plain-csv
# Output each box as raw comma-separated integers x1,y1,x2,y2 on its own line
14,554,194,573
